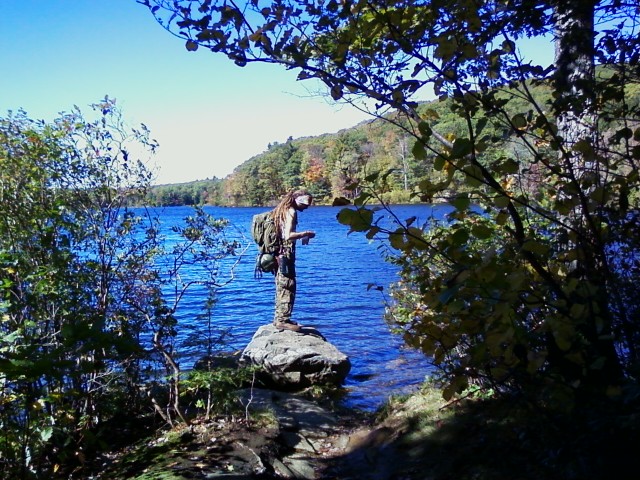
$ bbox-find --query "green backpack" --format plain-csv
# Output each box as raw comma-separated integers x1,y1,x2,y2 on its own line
251,210,281,277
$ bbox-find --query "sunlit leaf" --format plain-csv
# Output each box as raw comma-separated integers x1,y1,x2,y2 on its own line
40,426,53,442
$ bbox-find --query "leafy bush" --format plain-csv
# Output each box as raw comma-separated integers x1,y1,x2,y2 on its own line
0,100,243,478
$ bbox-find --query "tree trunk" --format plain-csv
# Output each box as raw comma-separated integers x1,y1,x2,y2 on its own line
553,0,596,146
551,0,623,390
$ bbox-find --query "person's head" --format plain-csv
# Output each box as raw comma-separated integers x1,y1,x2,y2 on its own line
273,189,313,230
291,190,313,211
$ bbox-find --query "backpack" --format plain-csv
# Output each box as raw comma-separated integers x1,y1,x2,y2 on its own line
251,210,281,277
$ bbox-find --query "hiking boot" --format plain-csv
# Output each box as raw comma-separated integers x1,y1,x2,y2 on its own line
273,321,302,332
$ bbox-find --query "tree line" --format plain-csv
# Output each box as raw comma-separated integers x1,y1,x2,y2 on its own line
145,79,560,207
148,72,639,210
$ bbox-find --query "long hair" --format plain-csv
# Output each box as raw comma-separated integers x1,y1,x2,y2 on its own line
273,189,312,236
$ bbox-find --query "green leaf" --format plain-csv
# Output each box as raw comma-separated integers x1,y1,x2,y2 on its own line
412,140,427,160
330,85,343,100
501,158,519,174
442,375,469,401
337,208,372,231
364,171,380,182
452,194,470,210
450,138,472,158
186,40,199,51
407,227,429,250
589,186,608,204
435,37,458,61
365,225,380,240
494,195,510,208
511,113,527,130
422,110,440,121
572,139,593,154
438,285,459,304
552,323,575,352
463,164,483,186
570,303,587,320
521,240,549,255
40,426,53,442
392,89,405,103
354,192,371,206
476,265,496,282
336,208,355,226
471,224,493,239
496,211,509,225
476,117,488,135
389,229,408,250
502,39,516,53
450,228,469,246
418,120,434,135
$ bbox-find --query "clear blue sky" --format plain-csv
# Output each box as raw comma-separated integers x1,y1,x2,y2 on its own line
0,0,374,185
1,1,553,186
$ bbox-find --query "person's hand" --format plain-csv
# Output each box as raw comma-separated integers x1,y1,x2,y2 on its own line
302,231,314,245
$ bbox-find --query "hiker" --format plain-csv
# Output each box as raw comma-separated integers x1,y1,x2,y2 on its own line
271,189,315,331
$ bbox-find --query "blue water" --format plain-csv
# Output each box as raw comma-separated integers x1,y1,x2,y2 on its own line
152,204,452,411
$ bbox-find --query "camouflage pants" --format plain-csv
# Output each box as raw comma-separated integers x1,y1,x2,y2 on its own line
274,261,296,324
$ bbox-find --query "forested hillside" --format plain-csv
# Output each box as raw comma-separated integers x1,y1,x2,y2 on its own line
147,67,639,208
146,78,560,206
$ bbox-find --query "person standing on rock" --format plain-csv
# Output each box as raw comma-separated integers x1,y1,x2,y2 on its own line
272,189,315,331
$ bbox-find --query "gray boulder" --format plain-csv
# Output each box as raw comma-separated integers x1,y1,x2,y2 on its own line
239,325,351,389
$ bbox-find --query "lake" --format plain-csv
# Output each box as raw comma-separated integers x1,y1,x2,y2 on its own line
153,204,452,411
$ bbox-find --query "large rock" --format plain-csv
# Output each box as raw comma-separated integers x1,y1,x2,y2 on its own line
240,325,351,389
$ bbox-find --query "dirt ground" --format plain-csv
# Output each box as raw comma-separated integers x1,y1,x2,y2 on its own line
93,387,432,480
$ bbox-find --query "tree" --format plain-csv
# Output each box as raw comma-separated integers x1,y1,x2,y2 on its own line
142,0,640,406
0,99,243,477
0,100,162,476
